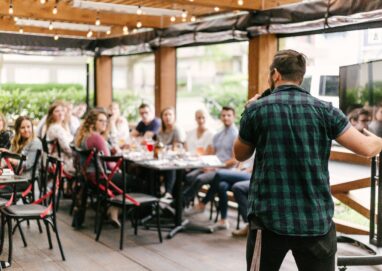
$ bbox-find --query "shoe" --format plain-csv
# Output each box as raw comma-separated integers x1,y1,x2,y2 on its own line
184,206,205,216
210,220,230,231
107,206,121,228
232,224,249,237
160,192,173,204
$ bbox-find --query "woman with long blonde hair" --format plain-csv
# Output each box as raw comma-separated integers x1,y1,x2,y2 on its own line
9,116,42,180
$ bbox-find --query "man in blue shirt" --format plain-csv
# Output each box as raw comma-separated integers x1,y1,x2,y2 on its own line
131,103,160,138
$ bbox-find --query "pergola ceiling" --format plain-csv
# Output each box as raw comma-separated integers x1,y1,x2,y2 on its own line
0,0,301,39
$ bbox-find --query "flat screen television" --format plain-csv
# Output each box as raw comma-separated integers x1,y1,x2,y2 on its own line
339,60,382,114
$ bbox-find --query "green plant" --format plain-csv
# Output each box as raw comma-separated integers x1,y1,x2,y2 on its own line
0,84,89,121
113,91,143,122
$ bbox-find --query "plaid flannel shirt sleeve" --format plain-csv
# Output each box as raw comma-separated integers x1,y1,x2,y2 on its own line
239,108,260,147
328,105,351,139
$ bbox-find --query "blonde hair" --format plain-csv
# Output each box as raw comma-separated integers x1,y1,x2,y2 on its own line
75,108,109,147
11,116,35,154
0,113,7,132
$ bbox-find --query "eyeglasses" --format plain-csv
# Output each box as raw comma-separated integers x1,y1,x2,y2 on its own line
97,119,108,124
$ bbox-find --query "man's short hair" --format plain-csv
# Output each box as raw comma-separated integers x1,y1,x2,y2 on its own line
270,50,307,83
221,106,235,116
348,108,370,122
139,103,151,110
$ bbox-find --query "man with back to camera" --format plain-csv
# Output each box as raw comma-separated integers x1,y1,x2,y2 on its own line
131,103,161,139
234,49,382,271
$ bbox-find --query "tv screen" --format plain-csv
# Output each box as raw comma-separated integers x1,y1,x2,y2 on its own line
339,61,382,114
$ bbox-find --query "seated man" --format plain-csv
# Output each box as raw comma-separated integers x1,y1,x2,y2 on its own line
231,180,250,237
348,108,370,134
131,103,161,139
188,156,252,231
183,106,238,206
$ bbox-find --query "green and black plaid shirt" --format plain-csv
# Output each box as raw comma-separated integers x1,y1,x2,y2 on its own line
239,84,350,236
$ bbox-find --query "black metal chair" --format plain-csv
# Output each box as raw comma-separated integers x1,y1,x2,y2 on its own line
0,155,66,266
95,154,162,250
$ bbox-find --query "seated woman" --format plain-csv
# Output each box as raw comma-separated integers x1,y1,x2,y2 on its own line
0,113,13,149
108,102,130,148
188,157,253,231
185,109,214,155
6,116,42,190
157,107,186,199
74,108,123,227
42,101,75,175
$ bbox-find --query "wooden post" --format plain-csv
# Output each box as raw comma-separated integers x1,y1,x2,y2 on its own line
95,56,113,108
248,35,277,99
154,47,177,116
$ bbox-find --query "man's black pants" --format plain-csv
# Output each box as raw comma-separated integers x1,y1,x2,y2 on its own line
246,223,337,271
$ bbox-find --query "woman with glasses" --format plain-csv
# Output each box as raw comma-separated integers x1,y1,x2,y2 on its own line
74,108,123,227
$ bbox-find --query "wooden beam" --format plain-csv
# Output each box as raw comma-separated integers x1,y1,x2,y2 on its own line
95,56,113,108
168,0,302,11
330,147,371,165
154,47,177,116
334,218,369,235
334,193,370,219
331,177,371,193
248,34,277,99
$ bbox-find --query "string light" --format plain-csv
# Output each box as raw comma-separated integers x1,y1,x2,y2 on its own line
52,0,58,15
95,12,100,25
40,0,46,4
132,28,137,34
181,10,187,18
136,5,142,15
122,25,128,34
13,16,18,22
19,28,23,33
190,16,196,22
170,16,176,22
181,17,186,22
106,29,111,35
238,0,244,5
54,34,59,40
214,6,220,12
49,21,54,30
9,0,13,15
136,21,142,28
87,29,93,38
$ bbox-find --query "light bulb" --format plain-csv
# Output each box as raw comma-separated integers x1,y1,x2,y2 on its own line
87,30,93,38
95,18,100,26
123,26,128,34
19,28,23,33
136,21,142,28
136,6,142,15
238,0,244,5
106,30,111,35
190,16,196,22
181,10,187,18
170,16,176,22
54,35,59,40
214,6,220,12
52,6,58,14
40,0,46,4
9,5,13,15
49,22,53,30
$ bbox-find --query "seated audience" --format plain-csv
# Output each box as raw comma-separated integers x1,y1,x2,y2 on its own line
108,102,130,148
231,180,250,237
183,106,238,205
369,104,382,137
72,103,87,119
131,103,161,139
0,113,12,149
185,109,214,155
74,108,123,227
157,107,186,199
43,101,75,175
348,108,370,133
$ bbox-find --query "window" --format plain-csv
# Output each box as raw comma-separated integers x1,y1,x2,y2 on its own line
301,76,312,93
319,75,339,96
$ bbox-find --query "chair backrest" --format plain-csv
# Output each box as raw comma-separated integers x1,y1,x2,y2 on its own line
71,145,98,180
96,154,126,203
29,149,42,200
40,137,62,158
0,151,26,175
42,155,62,215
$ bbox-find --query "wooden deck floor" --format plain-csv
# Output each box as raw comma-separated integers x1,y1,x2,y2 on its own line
3,200,382,271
